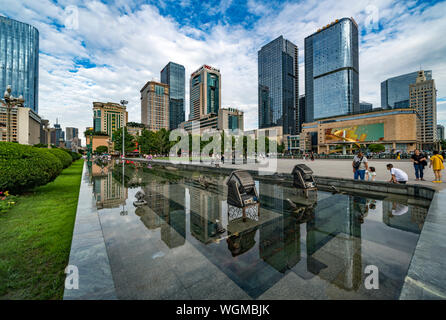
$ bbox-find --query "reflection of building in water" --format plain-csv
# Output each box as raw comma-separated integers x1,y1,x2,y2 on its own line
137,181,186,249
259,214,301,273
144,181,170,220
189,186,222,244
93,170,128,209
135,206,163,230
91,162,113,176
382,201,427,233
306,194,362,291
160,184,186,249
259,183,284,214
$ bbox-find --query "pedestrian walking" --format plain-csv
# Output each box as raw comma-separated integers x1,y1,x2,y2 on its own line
429,150,444,183
386,164,408,184
352,150,369,180
411,149,427,181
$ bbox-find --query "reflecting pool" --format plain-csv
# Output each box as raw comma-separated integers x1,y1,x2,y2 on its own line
86,160,429,300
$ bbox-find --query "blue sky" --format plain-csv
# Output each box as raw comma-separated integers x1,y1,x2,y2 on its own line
1,0,446,144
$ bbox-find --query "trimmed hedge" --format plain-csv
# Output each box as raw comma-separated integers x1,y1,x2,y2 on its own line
63,149,82,161
48,148,73,168
0,142,63,194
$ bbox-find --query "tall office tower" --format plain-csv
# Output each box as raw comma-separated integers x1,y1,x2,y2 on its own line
93,102,128,138
160,62,185,130
359,101,373,113
65,127,79,149
305,18,359,122
140,81,169,131
381,70,432,109
65,127,79,141
258,36,298,135
298,94,306,133
189,65,221,121
53,122,64,145
437,124,444,141
409,70,437,150
0,16,39,113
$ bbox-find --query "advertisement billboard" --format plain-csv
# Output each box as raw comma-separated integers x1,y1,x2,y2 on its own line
325,123,384,143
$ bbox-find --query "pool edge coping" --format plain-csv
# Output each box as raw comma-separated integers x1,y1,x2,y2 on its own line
63,161,117,300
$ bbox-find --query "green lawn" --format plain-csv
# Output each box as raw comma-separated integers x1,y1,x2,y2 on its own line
0,160,84,300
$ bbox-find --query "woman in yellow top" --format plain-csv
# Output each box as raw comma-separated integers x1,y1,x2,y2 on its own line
429,150,444,183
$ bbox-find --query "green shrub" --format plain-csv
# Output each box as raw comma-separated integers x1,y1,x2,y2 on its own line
95,145,108,154
60,148,81,161
0,142,63,194
48,148,72,168
71,152,82,161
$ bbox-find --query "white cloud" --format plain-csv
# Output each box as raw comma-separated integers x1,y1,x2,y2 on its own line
0,0,445,146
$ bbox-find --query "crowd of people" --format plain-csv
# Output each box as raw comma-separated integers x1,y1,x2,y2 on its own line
351,149,445,184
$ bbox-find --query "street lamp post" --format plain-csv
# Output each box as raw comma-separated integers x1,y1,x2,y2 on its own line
1,85,24,142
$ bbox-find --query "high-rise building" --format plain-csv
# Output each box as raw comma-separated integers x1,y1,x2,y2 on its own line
0,105,41,144
65,127,79,149
0,16,39,113
140,81,169,131
53,122,65,145
160,62,185,130
298,94,306,133
437,124,444,141
305,18,359,122
409,70,437,149
93,102,128,138
65,127,79,141
258,36,298,135
359,101,373,113
218,108,244,131
381,70,432,109
189,65,221,121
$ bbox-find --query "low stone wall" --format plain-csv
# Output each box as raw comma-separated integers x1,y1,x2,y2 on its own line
149,159,436,201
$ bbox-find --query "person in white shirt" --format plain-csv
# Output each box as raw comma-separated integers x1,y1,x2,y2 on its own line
366,166,377,181
386,164,408,184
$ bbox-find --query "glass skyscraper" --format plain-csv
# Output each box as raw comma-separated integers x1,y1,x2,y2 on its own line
381,70,432,109
160,62,185,130
0,16,39,113
305,18,359,122
258,36,298,135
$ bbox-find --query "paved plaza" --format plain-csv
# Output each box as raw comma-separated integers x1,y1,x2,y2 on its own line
218,158,445,191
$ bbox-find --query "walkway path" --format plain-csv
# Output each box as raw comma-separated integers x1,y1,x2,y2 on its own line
216,158,446,191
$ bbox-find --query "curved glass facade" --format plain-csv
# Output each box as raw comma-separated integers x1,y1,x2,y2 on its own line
0,16,39,113
305,18,359,121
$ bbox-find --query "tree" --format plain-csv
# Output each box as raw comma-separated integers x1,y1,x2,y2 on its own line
277,142,285,154
95,145,108,154
440,139,446,150
84,129,108,137
113,127,136,154
156,128,171,155
368,143,385,153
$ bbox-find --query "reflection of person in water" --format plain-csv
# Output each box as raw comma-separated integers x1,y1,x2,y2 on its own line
353,196,369,224
368,200,377,211
389,202,409,218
